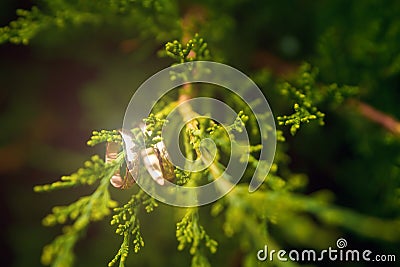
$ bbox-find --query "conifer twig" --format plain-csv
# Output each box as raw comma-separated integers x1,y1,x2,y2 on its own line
253,51,400,136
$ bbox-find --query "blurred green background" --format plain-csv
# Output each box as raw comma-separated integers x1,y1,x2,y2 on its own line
1,0,400,266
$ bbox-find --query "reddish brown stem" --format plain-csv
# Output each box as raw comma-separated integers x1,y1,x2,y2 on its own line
349,99,400,136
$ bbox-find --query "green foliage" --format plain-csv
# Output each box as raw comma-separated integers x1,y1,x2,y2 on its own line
0,3,104,45
0,7,43,45
143,113,168,146
176,208,218,267
35,130,155,267
109,192,147,267
2,1,400,267
175,168,191,185
39,158,120,267
277,63,358,135
33,155,110,191
163,33,211,63
216,183,400,262
87,130,122,147
27,31,400,267
316,0,400,87
226,110,249,133
0,0,181,45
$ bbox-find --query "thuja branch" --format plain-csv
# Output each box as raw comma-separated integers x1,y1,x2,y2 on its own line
0,0,181,45
39,154,122,266
108,191,148,267
177,208,218,267
34,128,159,267
226,186,400,242
164,34,228,266
256,58,400,137
276,63,358,135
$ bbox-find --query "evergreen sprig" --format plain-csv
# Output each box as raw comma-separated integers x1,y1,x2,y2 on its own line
176,208,218,267
0,4,102,45
87,130,122,147
277,63,358,135
143,113,168,147
0,0,181,45
34,155,111,191
109,191,149,267
40,163,120,267
277,64,325,135
226,110,249,133
211,182,400,267
17,15,399,267
0,7,43,45
175,168,191,185
164,33,210,63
